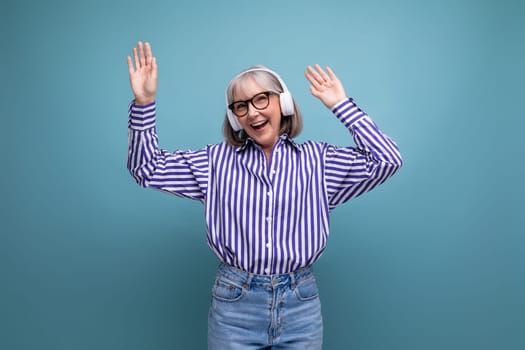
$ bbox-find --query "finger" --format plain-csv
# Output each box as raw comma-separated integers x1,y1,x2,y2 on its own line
127,56,135,74
138,41,146,66
309,85,322,98
305,69,322,89
307,65,322,83
144,42,153,65
133,47,140,69
315,64,330,82
145,41,153,55
304,69,314,84
307,65,326,85
326,66,338,81
151,57,158,79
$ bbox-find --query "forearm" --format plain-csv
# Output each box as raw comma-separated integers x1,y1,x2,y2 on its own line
127,101,160,187
332,98,403,166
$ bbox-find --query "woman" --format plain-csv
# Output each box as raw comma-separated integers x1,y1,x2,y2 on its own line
127,41,402,349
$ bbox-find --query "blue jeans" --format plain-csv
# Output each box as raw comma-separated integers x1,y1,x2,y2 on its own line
208,263,323,349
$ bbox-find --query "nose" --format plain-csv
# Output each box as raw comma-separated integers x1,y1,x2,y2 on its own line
246,102,259,117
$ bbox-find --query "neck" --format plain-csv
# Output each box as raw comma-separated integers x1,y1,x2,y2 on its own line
264,149,272,164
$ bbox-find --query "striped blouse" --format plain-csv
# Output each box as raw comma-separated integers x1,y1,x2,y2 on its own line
128,98,402,274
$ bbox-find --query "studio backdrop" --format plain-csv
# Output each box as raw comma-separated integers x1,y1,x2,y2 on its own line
2,0,524,349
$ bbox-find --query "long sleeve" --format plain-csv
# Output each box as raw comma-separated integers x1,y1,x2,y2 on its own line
324,98,402,208
127,102,209,202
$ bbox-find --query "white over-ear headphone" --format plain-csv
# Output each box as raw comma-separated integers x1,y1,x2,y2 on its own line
225,67,295,131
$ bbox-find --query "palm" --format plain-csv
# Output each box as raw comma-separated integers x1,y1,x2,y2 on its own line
305,65,347,109
127,42,158,105
130,65,156,98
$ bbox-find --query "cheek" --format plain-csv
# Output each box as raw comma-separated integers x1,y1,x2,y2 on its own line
270,107,282,124
272,97,282,115
266,99,281,120
238,118,250,129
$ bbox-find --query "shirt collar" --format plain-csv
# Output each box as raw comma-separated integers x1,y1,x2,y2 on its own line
236,133,301,153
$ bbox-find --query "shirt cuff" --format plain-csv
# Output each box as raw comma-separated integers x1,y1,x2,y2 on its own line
331,97,368,128
128,101,156,131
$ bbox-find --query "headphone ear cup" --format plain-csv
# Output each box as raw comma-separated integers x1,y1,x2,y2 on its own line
227,109,243,131
279,91,295,116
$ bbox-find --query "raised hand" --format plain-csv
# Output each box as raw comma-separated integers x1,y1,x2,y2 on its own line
127,41,158,105
305,64,347,109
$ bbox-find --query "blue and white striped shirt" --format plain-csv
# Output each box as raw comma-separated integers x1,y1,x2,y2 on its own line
128,98,402,274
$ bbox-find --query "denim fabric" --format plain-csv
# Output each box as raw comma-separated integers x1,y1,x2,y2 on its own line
208,263,323,349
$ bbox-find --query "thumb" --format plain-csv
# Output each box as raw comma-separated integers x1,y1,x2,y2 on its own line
151,57,158,79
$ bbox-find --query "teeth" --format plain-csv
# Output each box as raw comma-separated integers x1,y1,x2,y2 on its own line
252,120,267,127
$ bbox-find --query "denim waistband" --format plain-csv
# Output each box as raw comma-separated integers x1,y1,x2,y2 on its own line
216,263,314,289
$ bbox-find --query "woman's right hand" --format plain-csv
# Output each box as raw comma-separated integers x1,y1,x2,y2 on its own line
127,41,157,105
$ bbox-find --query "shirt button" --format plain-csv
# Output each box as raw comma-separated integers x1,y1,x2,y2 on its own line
266,242,271,248
265,268,270,274
267,191,271,196
270,170,276,175
266,217,271,222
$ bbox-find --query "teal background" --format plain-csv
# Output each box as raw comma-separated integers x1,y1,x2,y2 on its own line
2,0,524,349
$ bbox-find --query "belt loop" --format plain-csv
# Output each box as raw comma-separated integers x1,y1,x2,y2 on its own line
244,272,254,290
290,271,297,289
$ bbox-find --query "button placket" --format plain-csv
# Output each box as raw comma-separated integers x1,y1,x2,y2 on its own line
265,187,274,274
265,146,280,276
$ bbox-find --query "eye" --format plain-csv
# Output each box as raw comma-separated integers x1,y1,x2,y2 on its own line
232,102,247,114
252,93,269,107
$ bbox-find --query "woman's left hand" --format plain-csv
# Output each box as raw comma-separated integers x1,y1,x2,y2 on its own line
305,64,347,109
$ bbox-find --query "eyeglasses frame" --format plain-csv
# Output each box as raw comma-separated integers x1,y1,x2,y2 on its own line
228,91,279,118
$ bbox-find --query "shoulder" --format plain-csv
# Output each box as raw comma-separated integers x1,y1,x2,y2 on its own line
207,141,236,151
207,141,240,157
294,139,329,154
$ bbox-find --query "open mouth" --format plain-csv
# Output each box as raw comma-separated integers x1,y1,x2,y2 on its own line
251,120,268,130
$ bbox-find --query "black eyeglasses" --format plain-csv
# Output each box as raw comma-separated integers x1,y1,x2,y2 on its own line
228,91,276,117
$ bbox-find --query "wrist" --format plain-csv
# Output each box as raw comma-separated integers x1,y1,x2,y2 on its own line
134,97,156,106
330,97,351,111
